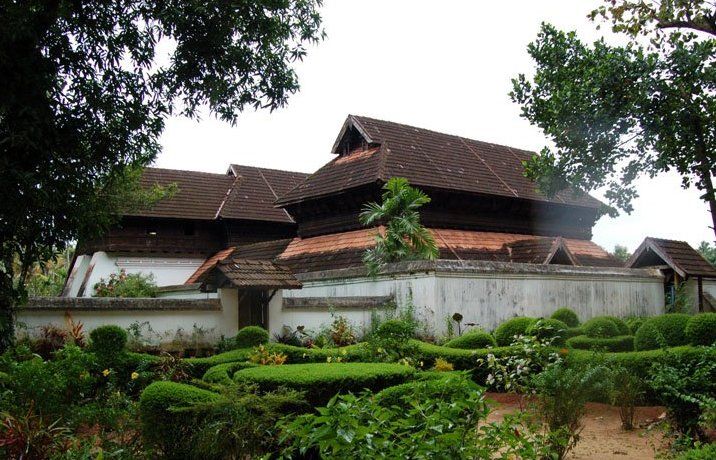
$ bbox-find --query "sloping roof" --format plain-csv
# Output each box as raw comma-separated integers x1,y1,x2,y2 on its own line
212,259,301,289
220,165,308,222
185,247,235,284
508,237,578,265
126,166,307,222
129,168,236,220
627,237,716,278
277,115,602,209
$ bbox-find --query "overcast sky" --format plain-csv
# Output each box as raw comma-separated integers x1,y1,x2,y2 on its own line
155,0,714,253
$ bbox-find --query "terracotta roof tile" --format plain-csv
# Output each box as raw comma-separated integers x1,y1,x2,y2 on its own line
214,259,301,289
185,247,235,284
277,115,602,209
628,238,716,278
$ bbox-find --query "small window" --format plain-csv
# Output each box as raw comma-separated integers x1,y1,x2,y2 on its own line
183,222,195,236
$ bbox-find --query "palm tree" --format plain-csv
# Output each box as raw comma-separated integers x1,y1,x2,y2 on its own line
359,177,439,276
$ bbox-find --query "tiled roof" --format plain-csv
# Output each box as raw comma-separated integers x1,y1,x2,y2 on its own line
219,165,308,222
127,165,307,223
185,247,235,284
628,237,716,278
277,115,602,209
129,168,236,220
213,259,301,289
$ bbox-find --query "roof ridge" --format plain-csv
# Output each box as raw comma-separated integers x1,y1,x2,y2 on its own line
229,163,310,176
215,174,242,219
458,137,519,198
144,166,231,178
257,168,296,223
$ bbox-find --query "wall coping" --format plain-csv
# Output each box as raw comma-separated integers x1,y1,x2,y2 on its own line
296,259,664,283
23,296,222,312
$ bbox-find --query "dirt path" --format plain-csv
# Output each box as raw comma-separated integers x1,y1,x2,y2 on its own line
485,393,667,459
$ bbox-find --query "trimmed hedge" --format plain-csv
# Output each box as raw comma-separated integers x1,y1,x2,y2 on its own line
185,348,254,377
444,330,496,349
582,317,619,338
494,317,536,346
551,308,580,327
233,362,416,405
139,381,221,459
234,326,269,348
566,335,634,352
635,313,691,350
89,325,128,356
202,361,258,385
526,318,568,345
564,327,584,340
374,372,478,408
685,313,716,346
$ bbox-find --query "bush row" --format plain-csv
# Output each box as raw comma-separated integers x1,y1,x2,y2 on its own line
566,335,634,352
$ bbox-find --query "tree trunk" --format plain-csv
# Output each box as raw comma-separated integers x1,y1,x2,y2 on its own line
0,288,16,352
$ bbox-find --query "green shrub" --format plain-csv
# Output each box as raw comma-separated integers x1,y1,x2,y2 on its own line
551,308,580,327
375,319,415,341
625,317,646,335
564,327,584,340
634,321,662,351
640,313,691,348
566,335,634,352
444,330,496,349
675,444,716,460
582,317,619,338
89,325,128,356
374,372,479,408
234,326,269,349
685,313,716,346
139,381,221,459
494,317,536,346
526,318,568,345
233,362,415,405
202,362,258,385
94,269,158,297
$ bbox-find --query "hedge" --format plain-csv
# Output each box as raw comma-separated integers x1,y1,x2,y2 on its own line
444,330,496,349
685,313,716,346
625,317,646,335
374,372,478,408
234,326,269,348
89,325,128,356
233,362,416,405
494,317,536,346
635,313,691,350
185,348,254,377
551,308,580,327
526,318,568,345
139,381,221,459
582,316,629,338
202,361,258,385
566,335,634,352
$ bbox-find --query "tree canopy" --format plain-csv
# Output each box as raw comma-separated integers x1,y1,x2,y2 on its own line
359,178,439,276
0,0,324,348
511,1,716,240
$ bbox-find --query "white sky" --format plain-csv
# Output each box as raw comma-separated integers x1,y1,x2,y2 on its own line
155,0,715,253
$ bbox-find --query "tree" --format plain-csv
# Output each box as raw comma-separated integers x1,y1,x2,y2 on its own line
612,245,632,263
510,2,716,240
359,178,439,276
0,1,324,349
697,241,716,266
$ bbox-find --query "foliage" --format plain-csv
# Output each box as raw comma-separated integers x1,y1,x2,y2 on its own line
626,316,646,335
373,372,476,409
609,365,645,430
153,352,193,382
551,308,580,327
279,373,550,459
329,314,358,347
20,247,73,297
611,245,631,263
248,344,288,366
202,362,258,385
582,317,620,338
532,361,613,459
567,335,634,352
432,357,454,372
93,270,158,298
182,384,309,460
444,330,496,349
234,326,269,349
359,177,439,276
685,312,716,346
494,317,537,346
697,241,716,266
32,325,68,359
139,381,221,458
0,0,325,349
89,325,128,357
675,443,716,460
649,346,716,438
511,21,716,239
669,281,695,313
636,313,691,350
233,362,415,406
526,318,569,346
367,319,418,363
0,406,71,460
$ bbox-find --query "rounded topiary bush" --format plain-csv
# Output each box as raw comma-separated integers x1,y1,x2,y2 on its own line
233,362,415,406
494,317,536,346
606,316,631,336
643,313,691,347
626,317,646,335
234,326,269,349
375,319,415,342
444,330,496,349
89,325,128,356
685,313,716,346
526,318,569,345
582,317,620,338
566,335,634,352
551,308,580,328
634,321,663,351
